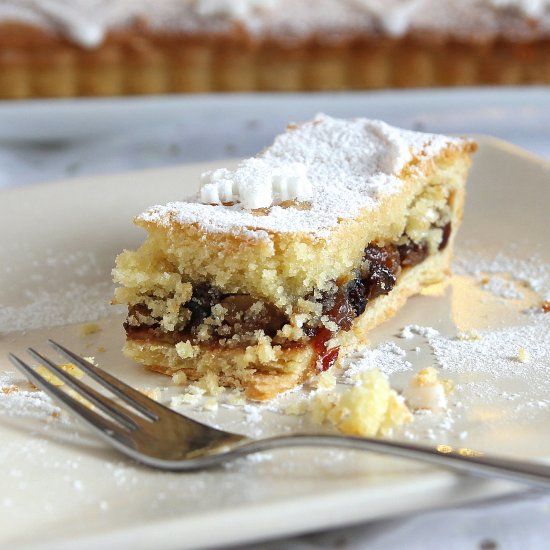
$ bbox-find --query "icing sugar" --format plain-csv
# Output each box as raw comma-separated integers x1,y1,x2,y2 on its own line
490,0,550,17
31,0,105,48
199,159,313,209
193,0,278,18
353,0,430,36
403,383,448,411
454,250,550,301
0,0,549,47
139,114,465,238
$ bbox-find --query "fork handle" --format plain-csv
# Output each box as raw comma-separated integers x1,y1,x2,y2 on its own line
237,434,550,490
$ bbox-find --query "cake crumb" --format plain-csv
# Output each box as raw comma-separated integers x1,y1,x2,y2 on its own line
203,398,218,412
456,329,481,341
197,372,225,396
542,300,550,313
79,323,101,336
172,370,188,385
139,387,162,401
175,341,199,359
171,393,200,407
403,367,452,412
312,371,336,390
36,363,84,387
188,385,206,396
226,392,246,406
517,347,530,363
285,401,308,416
308,370,411,437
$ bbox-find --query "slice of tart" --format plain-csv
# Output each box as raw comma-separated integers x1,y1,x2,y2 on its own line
113,114,476,400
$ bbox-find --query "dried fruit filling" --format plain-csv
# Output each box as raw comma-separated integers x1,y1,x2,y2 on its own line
126,223,451,344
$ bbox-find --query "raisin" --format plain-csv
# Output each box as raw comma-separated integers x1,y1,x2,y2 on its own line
302,325,317,338
217,295,287,337
347,276,367,317
361,244,401,301
318,289,336,315
125,304,159,330
438,222,452,250
365,265,397,300
317,275,367,332
398,240,429,268
363,244,401,276
186,283,220,326
323,287,355,331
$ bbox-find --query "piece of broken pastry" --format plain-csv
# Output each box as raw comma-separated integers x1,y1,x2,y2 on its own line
113,114,476,400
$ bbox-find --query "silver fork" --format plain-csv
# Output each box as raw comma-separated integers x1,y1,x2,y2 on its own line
7,340,550,489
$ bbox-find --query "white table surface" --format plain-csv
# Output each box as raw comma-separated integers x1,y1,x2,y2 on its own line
1,88,549,549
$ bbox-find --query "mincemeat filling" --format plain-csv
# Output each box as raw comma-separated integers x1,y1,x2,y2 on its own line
125,222,451,345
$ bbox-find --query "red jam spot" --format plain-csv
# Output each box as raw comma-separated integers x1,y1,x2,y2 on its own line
312,328,340,372
320,347,340,371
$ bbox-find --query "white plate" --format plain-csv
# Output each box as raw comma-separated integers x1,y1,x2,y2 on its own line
0,138,549,549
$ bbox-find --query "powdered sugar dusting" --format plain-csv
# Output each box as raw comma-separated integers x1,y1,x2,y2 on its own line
455,250,550,301
0,282,118,334
399,325,440,339
0,381,65,423
342,342,412,381
0,247,126,334
430,316,550,379
481,275,525,300
2,0,550,47
139,115,466,238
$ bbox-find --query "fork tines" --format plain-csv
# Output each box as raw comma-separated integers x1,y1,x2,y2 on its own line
7,340,165,446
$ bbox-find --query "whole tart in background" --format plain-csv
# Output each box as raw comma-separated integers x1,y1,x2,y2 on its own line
0,0,550,98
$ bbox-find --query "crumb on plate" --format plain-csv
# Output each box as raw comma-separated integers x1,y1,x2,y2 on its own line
403,367,453,412
287,370,411,437
517,347,530,363
79,323,101,336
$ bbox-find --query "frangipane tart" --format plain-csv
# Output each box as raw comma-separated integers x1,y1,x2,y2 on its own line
1,1,550,99
113,115,476,400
